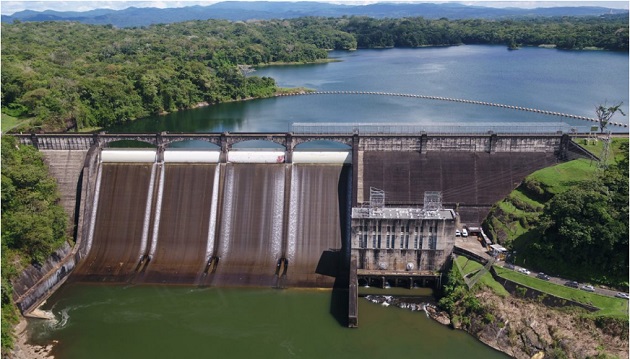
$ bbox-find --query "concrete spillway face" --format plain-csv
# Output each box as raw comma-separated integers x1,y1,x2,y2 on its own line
208,163,286,287
73,148,352,287
72,150,157,282
138,162,219,284
285,163,352,287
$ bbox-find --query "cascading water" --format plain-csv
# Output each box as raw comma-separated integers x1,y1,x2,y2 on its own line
270,166,285,262
140,163,158,261
148,163,165,260
286,164,299,265
84,161,103,256
205,165,221,262
218,165,234,260
73,163,154,282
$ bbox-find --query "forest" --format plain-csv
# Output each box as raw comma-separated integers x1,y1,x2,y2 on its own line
1,15,628,132
1,136,70,351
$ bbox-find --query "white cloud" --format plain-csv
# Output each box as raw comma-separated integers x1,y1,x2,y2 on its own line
1,0,628,16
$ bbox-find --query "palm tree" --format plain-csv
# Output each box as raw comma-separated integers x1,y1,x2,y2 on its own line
596,102,626,133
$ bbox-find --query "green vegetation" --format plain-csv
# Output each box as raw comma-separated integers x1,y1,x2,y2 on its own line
484,139,629,288
438,265,486,328
1,135,70,353
455,256,509,296
341,15,628,50
448,256,627,322
1,20,337,132
2,15,627,132
494,267,629,319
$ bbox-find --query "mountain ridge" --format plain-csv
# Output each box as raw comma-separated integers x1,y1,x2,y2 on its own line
2,1,627,28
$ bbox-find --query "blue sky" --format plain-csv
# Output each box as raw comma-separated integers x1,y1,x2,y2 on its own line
1,0,628,15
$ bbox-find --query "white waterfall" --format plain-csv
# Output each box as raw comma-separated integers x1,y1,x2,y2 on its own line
269,166,285,260
148,163,165,259
85,160,103,256
219,166,234,258
139,162,158,261
205,165,221,260
286,165,298,264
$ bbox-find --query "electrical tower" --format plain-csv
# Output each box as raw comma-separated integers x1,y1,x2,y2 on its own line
599,131,612,170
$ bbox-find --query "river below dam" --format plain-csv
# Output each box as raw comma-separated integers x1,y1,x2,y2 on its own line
31,285,509,359
25,45,628,358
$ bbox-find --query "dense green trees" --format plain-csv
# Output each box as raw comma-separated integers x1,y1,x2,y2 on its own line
2,15,627,132
536,142,629,283
1,135,70,351
338,15,628,50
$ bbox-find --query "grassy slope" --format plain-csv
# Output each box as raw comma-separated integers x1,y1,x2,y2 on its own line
483,138,628,281
454,256,629,319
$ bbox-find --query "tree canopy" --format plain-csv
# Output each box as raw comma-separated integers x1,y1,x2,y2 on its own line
1,135,70,352
537,142,629,283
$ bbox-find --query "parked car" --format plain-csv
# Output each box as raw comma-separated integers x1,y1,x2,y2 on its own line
615,292,629,299
564,281,579,288
461,229,468,237
536,273,550,281
504,263,515,270
455,230,461,237
518,268,530,275
580,285,595,292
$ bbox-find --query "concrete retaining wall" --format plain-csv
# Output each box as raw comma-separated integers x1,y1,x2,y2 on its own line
41,150,88,226
13,146,100,314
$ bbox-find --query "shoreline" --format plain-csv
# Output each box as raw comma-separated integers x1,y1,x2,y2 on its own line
10,318,56,359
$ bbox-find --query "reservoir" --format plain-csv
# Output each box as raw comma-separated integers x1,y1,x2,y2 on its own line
29,45,628,358
110,45,629,134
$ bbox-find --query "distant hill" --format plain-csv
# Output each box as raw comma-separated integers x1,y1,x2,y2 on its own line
2,1,627,27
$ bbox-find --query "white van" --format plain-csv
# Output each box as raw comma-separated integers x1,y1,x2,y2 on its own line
461,229,468,237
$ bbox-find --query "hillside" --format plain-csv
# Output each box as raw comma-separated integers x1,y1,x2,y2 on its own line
483,137,629,288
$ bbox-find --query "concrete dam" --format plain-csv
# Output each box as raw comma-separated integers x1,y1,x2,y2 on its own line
74,150,352,288
12,126,595,314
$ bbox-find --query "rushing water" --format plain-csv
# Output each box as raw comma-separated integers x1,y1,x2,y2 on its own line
29,45,628,358
32,284,508,359
108,45,629,134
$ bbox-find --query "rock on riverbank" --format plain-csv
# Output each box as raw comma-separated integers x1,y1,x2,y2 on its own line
457,289,628,359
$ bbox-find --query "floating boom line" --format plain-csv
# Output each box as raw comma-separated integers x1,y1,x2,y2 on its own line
276,90,627,128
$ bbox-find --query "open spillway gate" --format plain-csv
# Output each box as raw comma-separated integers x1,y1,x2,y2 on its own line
71,148,353,289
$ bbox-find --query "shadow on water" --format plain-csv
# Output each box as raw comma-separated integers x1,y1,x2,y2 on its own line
327,165,352,327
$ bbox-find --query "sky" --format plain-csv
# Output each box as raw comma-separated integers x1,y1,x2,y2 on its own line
1,0,628,15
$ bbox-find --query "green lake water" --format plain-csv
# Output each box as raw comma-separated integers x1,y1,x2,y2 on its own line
31,284,509,359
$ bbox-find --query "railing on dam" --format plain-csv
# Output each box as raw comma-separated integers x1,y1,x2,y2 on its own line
13,124,581,156
290,122,590,135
